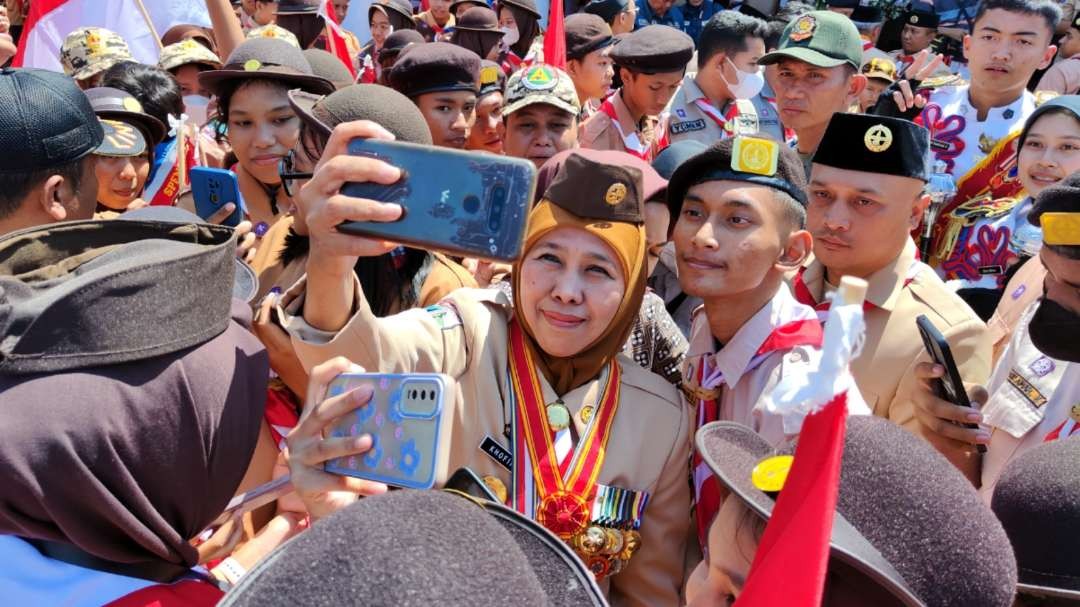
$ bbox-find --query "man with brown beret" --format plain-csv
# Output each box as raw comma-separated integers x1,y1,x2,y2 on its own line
389,42,481,149
564,13,615,121
580,24,693,161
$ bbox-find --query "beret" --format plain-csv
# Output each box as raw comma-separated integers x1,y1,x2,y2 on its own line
610,25,693,74
389,42,481,97
565,13,615,60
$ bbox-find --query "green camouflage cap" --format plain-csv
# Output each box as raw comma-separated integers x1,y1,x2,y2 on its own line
246,24,302,48
503,64,580,117
759,11,862,70
94,118,149,157
60,27,135,81
158,39,223,72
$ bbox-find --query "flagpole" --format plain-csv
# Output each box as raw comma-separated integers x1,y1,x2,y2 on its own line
132,0,164,50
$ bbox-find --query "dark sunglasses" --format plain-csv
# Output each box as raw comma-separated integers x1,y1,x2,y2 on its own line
278,150,314,198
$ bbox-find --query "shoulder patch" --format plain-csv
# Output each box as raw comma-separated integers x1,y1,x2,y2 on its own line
425,302,463,330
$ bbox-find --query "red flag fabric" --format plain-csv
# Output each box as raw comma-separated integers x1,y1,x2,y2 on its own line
542,0,566,70
737,392,848,606
318,0,358,78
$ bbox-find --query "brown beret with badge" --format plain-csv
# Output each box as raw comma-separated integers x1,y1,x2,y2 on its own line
903,9,940,29
812,113,930,181
542,152,643,225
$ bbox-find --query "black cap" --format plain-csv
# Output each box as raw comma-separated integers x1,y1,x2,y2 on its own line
455,6,502,32
610,25,693,74
565,14,615,60
698,415,1017,607
479,60,506,97
198,38,335,98
84,86,167,146
992,437,1080,600
0,68,104,174
812,113,930,181
219,490,605,606
499,0,542,18
903,9,940,28
850,4,883,22
583,0,630,22
288,85,433,145
302,48,355,90
389,42,481,97
667,136,809,221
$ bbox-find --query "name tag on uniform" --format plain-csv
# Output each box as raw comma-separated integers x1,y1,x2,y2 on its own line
978,265,1004,276
1007,370,1049,408
480,435,513,471
670,119,706,134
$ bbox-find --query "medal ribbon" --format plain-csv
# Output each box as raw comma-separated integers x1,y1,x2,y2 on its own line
508,320,622,538
598,99,650,160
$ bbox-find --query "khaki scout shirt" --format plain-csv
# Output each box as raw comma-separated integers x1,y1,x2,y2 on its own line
579,90,660,161
797,239,992,472
988,257,1047,365
980,301,1078,502
280,281,692,606
660,74,784,146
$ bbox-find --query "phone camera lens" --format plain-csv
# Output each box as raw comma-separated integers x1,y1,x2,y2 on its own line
462,195,480,214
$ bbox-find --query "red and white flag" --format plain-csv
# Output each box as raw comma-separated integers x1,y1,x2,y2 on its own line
318,0,357,78
14,0,210,71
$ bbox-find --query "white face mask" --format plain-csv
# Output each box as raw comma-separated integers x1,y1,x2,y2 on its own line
721,57,765,100
182,94,210,127
501,25,520,46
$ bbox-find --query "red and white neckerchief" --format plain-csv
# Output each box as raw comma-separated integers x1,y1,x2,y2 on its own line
692,97,740,132
598,98,651,160
792,261,922,322
1044,416,1080,442
690,313,823,552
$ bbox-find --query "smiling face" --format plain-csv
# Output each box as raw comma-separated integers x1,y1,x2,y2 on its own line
414,90,477,149
769,59,862,133
518,225,627,357
467,91,506,153
503,104,577,168
963,8,1056,95
94,153,150,210
1019,110,1080,197
807,164,927,281
370,9,392,47
226,80,300,185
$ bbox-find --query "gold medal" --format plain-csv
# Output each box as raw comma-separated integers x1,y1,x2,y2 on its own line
602,527,624,555
579,405,594,424
620,530,642,561
587,556,611,580
546,400,571,432
575,526,607,556
482,475,508,504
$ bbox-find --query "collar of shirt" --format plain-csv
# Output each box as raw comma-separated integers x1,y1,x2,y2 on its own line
801,238,919,312
610,90,644,133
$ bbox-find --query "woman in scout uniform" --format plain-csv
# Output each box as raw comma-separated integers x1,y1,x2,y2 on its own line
84,87,167,218
197,37,334,240
358,0,416,83
935,95,1080,319
450,6,506,61
498,0,544,70
280,133,692,606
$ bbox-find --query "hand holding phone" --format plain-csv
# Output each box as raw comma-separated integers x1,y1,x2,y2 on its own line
191,167,245,228
916,315,988,453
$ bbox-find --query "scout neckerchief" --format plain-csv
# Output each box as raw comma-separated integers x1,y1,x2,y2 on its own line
792,262,922,322
598,98,651,160
1045,404,1080,441
507,320,622,540
689,314,823,551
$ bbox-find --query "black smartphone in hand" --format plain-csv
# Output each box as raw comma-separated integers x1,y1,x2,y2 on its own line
916,315,987,453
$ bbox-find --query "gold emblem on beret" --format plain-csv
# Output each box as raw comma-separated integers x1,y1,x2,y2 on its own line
244,59,262,72
481,475,508,504
480,65,500,86
732,136,779,176
122,97,143,112
1041,212,1080,246
864,124,893,153
751,455,794,493
605,182,627,206
909,14,919,24
789,15,816,42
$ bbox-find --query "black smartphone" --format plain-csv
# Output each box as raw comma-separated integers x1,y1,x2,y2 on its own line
916,315,988,453
338,139,536,262
206,475,294,529
445,467,500,502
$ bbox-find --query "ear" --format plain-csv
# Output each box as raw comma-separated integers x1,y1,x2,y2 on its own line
908,192,930,231
1039,44,1058,70
776,229,812,270
619,66,633,84
38,174,72,222
962,33,971,60
567,58,581,77
846,73,868,102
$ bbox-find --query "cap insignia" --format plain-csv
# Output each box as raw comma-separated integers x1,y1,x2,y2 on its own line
480,65,500,85
522,64,557,91
604,182,627,206
864,124,893,153
752,455,793,493
732,136,779,176
101,119,139,151
244,59,263,72
1041,212,1080,246
85,31,104,57
909,14,919,24
122,97,143,112
180,39,199,51
789,15,816,42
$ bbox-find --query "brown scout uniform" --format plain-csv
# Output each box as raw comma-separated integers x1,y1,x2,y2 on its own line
579,90,660,160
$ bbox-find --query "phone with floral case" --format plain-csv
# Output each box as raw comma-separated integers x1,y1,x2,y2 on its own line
323,372,456,489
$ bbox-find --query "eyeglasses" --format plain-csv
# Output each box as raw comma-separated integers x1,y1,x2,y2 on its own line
279,150,313,198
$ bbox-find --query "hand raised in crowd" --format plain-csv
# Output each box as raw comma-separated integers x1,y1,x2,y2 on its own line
872,49,945,118
912,361,992,446
253,292,309,397
285,357,389,522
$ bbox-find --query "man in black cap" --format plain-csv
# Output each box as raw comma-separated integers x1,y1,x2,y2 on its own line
580,24,694,161
583,0,637,35
564,13,615,120
794,112,990,482
389,42,481,149
888,9,940,70
911,172,1080,502
0,68,103,237
850,4,884,51
825,0,856,17
759,11,868,177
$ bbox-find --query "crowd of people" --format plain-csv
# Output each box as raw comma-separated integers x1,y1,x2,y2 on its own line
1,0,1080,604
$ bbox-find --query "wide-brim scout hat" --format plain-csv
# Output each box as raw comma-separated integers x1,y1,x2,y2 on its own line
302,48,355,90
160,24,217,53
84,86,167,146
992,436,1080,600
504,63,580,116
759,10,863,70
371,0,417,23
218,490,605,605
861,56,896,83
499,0,543,18
199,37,335,98
454,6,503,32
60,26,135,81
159,39,223,72
450,0,490,14
697,415,1018,607
0,208,256,374
288,85,433,144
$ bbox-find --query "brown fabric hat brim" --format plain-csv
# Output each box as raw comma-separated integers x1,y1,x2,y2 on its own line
695,422,924,607
199,66,335,99
287,89,333,139
1017,583,1080,600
